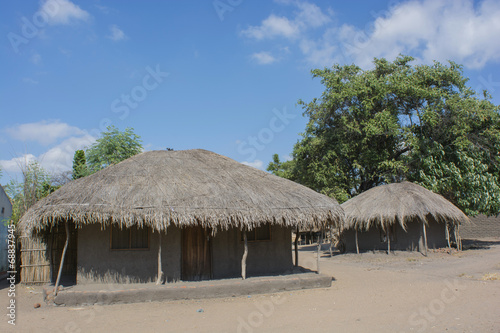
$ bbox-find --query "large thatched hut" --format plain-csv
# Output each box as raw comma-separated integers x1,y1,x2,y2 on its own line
19,149,343,285
341,182,469,254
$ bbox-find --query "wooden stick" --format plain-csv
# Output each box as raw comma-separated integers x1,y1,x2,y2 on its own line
387,226,391,254
241,230,248,280
294,226,299,267
456,224,462,251
355,229,359,254
422,221,428,257
54,222,69,296
316,228,323,274
445,223,451,252
156,231,164,285
329,227,333,257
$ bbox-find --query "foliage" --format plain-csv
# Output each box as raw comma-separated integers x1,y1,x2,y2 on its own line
72,149,89,179
86,126,143,173
269,55,500,215
4,161,57,225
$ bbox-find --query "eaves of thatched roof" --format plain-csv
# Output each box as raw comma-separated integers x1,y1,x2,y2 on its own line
341,181,469,231
19,149,343,234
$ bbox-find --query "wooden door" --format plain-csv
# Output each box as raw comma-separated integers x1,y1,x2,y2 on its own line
182,226,211,281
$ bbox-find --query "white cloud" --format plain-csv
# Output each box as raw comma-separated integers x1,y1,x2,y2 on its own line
251,51,278,65
0,154,37,174
5,120,85,146
38,134,95,173
107,25,127,41
0,134,95,176
242,15,300,40
244,0,500,70
40,0,90,25
294,1,331,28
241,160,264,170
241,2,329,40
312,0,500,69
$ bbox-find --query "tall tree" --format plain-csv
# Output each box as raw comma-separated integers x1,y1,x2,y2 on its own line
5,161,54,225
86,126,143,173
268,55,500,216
72,149,89,179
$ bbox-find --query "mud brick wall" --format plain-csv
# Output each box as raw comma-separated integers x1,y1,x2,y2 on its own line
461,215,500,239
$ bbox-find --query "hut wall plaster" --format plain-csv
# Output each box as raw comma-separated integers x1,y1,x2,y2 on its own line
344,219,447,252
77,224,181,284
77,224,293,284
212,226,293,279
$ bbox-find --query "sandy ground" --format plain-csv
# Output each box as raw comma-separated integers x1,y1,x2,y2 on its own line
1,238,499,333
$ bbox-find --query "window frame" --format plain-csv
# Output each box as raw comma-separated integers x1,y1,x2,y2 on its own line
241,224,272,242
110,225,150,251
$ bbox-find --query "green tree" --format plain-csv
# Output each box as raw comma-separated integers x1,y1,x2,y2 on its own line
269,55,500,215
86,126,143,173
72,149,89,179
5,161,54,225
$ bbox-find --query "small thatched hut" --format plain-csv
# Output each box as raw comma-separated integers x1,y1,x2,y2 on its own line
341,182,469,254
19,149,343,285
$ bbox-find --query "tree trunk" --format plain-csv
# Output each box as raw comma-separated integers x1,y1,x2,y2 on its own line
241,230,248,279
54,222,69,296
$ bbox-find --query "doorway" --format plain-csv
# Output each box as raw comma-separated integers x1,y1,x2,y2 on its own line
181,225,211,281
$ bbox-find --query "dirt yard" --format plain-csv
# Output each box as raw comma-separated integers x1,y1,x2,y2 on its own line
1,238,499,333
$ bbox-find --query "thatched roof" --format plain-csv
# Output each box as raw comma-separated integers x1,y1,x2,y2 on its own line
20,149,343,234
341,181,469,231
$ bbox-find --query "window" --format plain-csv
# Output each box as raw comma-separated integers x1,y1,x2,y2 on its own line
1,207,4,214
111,225,149,250
242,224,271,242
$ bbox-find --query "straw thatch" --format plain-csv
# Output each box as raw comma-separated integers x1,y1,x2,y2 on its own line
20,149,343,234
341,181,469,231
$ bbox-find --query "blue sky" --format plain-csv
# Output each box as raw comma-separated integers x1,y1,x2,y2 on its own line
1,0,500,185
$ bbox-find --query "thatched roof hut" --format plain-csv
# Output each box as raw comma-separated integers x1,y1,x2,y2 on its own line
21,149,342,234
19,149,343,284
341,181,469,254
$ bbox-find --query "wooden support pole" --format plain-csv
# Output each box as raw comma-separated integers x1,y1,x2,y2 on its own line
329,227,333,257
422,221,428,257
445,223,451,252
54,222,69,296
241,230,248,280
355,229,359,254
456,224,462,251
156,230,164,285
316,228,323,274
294,226,299,267
387,225,391,254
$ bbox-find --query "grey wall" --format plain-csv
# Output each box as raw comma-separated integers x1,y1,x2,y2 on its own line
0,186,13,272
211,225,293,279
343,220,447,253
461,215,500,239
77,224,181,284
77,224,293,284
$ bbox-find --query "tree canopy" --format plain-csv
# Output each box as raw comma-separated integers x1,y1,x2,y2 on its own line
5,161,57,225
86,126,143,173
268,55,500,216
72,149,89,179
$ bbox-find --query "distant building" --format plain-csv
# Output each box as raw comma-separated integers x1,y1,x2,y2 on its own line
0,185,13,273
461,214,500,239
